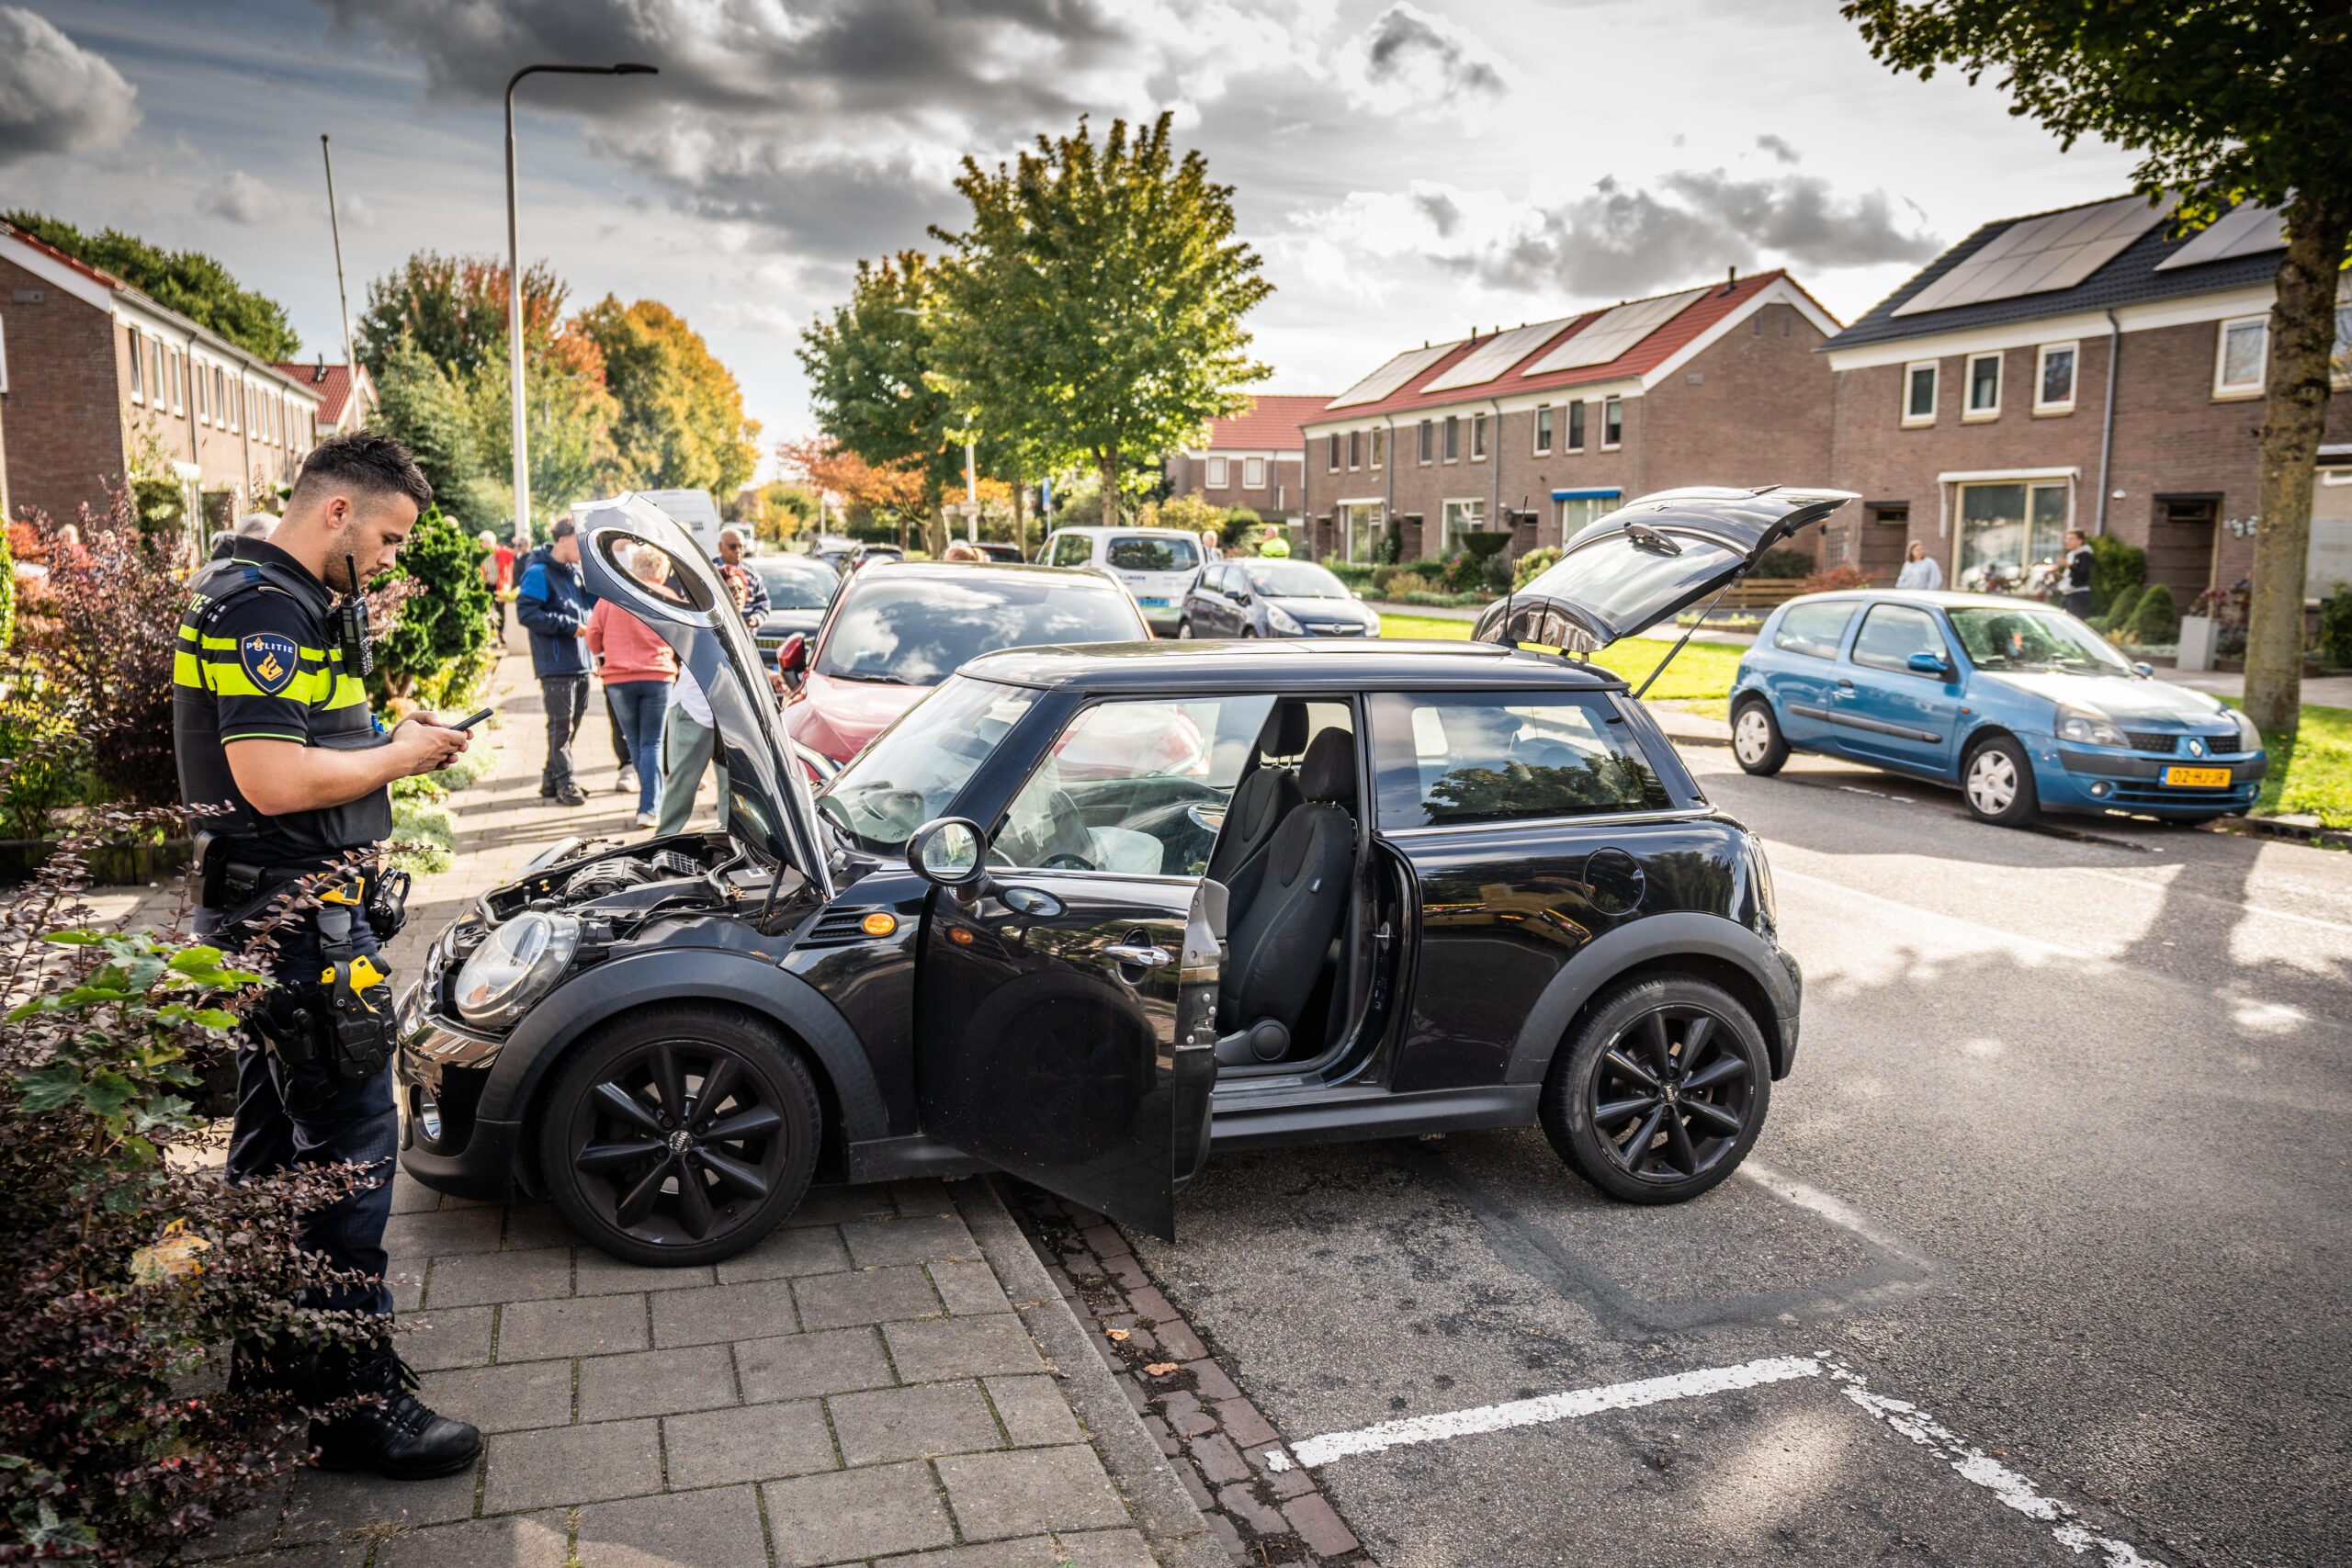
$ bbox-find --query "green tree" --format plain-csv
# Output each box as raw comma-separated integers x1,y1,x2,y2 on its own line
578,297,762,498
3,210,299,358
371,334,483,513
371,505,496,707
797,252,966,554
929,113,1272,526
353,253,566,381
1840,0,2352,737
469,330,622,521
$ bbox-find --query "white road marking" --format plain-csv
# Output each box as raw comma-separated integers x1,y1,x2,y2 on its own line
1823,1359,2165,1567
2068,864,2352,935
1738,1160,1935,1271
1261,1355,1823,1471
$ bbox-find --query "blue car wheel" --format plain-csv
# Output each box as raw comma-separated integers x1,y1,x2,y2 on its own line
1731,698,1789,776
1962,734,2041,828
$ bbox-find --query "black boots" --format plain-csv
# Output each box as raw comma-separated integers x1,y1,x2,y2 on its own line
309,1346,482,1480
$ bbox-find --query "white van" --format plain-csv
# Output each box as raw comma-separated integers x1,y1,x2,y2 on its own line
1039,525,1204,635
576,490,725,558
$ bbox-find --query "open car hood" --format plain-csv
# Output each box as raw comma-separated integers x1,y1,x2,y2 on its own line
1476,486,1857,653
579,496,833,897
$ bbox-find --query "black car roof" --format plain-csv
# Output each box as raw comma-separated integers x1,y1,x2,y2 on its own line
963,638,1626,692
854,560,1119,589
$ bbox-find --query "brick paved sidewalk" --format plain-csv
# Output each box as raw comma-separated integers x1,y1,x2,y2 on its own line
195,637,1223,1568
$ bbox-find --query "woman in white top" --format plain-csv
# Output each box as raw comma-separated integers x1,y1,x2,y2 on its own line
1895,541,1943,590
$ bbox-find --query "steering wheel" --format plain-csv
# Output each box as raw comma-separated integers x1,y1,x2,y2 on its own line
1186,804,1226,836
1040,852,1095,872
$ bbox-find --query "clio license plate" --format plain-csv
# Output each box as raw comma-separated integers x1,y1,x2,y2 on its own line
1136,596,1169,607
2163,765,2231,788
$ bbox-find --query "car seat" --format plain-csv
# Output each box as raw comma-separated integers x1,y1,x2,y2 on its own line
1216,728,1356,1064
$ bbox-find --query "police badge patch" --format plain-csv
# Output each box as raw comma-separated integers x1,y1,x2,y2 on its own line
240,631,300,695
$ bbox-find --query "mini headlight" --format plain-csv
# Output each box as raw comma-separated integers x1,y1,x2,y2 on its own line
2228,709,2262,752
2055,705,2128,749
1266,603,1303,635
453,911,581,1028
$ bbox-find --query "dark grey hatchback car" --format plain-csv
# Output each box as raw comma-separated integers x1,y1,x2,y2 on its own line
396,489,1844,1264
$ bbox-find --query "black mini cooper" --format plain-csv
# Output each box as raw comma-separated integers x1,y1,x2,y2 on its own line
398,488,1847,1264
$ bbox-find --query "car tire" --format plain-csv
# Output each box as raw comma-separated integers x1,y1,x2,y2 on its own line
1730,698,1789,776
1540,976,1770,1205
1961,734,2039,828
538,1005,821,1266
1240,626,1258,638
1176,617,1193,639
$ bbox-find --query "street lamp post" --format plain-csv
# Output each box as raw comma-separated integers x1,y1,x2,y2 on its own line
505,62,656,542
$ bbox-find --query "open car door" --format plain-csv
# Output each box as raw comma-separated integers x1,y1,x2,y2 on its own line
1477,485,1856,653
915,869,1224,1242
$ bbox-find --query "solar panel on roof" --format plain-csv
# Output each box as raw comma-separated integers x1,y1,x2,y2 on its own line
1521,288,1707,375
1893,196,2164,317
1421,319,1573,392
2154,204,2286,271
1329,343,1456,408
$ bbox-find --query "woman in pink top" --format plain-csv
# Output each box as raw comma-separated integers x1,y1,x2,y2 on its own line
585,550,680,826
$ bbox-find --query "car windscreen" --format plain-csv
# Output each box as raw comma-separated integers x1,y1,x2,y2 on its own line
1107,536,1200,572
755,561,839,609
813,575,1144,685
818,677,1039,852
1947,607,2133,674
1241,560,1349,599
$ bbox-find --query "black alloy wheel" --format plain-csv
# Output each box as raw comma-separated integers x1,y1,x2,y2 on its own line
540,1007,820,1265
1540,976,1770,1204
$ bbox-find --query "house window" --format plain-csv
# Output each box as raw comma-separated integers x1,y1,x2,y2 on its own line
1556,495,1612,537
127,327,143,401
1601,397,1623,449
1965,352,2002,419
1441,498,1487,553
1328,434,1340,471
1342,501,1385,563
1206,457,1228,489
2215,315,2267,397
1348,430,1361,469
1243,457,1265,489
1442,416,1460,462
172,352,186,414
1470,412,1488,460
2335,295,2352,387
1418,420,1433,463
1903,361,1938,425
1956,479,2070,588
1533,405,1554,454
151,341,165,405
1371,429,1384,468
1566,401,1585,452
194,361,207,423
2035,343,2077,413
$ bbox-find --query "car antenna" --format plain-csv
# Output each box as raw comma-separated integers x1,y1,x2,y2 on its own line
1498,493,1528,649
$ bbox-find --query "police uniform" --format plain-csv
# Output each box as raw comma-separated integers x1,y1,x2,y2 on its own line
174,536,403,1319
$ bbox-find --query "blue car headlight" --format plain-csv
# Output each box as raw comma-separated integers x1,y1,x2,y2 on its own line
2055,705,2128,749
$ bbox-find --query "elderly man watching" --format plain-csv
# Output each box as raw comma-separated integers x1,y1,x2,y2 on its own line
714,526,769,629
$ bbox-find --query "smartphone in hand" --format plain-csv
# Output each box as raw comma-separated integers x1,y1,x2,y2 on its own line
450,708,493,731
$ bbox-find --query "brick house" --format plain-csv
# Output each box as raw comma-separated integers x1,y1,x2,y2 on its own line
1821,195,2352,602
273,356,379,438
1164,393,1327,524
0,219,324,532
1297,270,1838,565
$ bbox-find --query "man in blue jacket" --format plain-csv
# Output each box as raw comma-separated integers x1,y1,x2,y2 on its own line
515,516,594,806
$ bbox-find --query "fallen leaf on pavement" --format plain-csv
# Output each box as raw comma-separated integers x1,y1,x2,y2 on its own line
1145,1362,1181,1377
1105,1328,1129,1341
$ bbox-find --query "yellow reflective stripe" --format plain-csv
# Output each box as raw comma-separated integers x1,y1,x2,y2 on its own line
179,625,197,641
173,650,204,686
322,675,368,710
198,660,334,702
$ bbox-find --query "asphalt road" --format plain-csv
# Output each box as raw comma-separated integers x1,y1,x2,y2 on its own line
1128,748,2351,1568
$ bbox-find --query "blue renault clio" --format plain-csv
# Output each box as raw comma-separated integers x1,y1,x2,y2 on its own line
1728,590,2267,827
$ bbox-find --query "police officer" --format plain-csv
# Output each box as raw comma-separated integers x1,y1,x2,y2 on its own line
175,432,481,1479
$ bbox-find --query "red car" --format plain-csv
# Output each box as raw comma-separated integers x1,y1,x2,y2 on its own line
777,561,1150,776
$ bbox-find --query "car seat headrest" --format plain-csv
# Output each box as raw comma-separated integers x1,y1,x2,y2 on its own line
1259,701,1311,761
1300,728,1356,807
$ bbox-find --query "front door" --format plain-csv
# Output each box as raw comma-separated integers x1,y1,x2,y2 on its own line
1834,603,1964,774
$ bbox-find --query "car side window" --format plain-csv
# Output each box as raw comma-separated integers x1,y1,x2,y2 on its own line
1850,604,1951,674
1771,601,1858,660
1049,535,1087,568
1207,565,1233,595
1368,693,1671,829
992,694,1278,875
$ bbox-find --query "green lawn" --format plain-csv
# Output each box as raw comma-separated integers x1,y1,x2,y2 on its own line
1376,614,1747,702
2226,699,2352,828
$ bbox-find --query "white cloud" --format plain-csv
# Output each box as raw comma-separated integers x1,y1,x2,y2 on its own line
0,6,140,166
337,191,378,231
200,169,284,225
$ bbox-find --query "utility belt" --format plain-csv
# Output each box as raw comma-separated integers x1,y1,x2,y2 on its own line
192,831,411,1093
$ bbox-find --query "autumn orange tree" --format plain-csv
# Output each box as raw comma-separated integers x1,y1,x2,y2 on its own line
776,436,930,544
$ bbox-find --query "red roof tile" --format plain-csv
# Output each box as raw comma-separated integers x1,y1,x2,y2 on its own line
274,360,361,424
1306,271,1813,423
1203,394,1332,452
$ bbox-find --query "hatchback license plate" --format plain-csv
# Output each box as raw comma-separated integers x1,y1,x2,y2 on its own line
2163,765,2231,787
1136,596,1169,607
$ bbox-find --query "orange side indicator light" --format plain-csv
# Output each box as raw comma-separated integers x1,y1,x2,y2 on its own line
861,912,899,937
947,926,976,946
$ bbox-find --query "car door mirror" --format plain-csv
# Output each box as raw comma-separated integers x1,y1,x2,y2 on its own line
1232,587,1251,605
909,817,990,895
1905,650,1953,679
2132,660,2154,677
775,632,807,687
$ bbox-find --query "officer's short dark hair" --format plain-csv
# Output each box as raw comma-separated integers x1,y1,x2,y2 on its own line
549,516,577,540
290,431,434,515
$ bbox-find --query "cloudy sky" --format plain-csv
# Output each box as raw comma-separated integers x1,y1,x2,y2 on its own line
2,0,2139,475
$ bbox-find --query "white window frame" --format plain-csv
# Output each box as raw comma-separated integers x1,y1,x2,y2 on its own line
1442,415,1460,463
1371,428,1384,469
127,326,144,402
1532,404,1554,455
1205,456,1229,489
1242,456,1265,490
2214,313,2268,399
2034,342,2077,414
1441,497,1487,553
1470,412,1488,461
1418,420,1433,465
1347,430,1361,470
0,315,8,395
1901,360,1938,426
171,351,186,414
1963,352,2002,421
1327,433,1340,472
1565,400,1586,453
1601,397,1623,451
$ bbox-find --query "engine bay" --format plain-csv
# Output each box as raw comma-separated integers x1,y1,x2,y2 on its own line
480,834,761,927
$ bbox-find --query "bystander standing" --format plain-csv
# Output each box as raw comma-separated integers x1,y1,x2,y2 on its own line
515,516,593,806
586,548,679,827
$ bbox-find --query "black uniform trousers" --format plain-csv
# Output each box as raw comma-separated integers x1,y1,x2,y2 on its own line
200,901,398,1319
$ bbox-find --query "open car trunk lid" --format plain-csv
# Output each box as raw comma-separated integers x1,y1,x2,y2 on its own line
579,495,833,897
1475,486,1857,653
